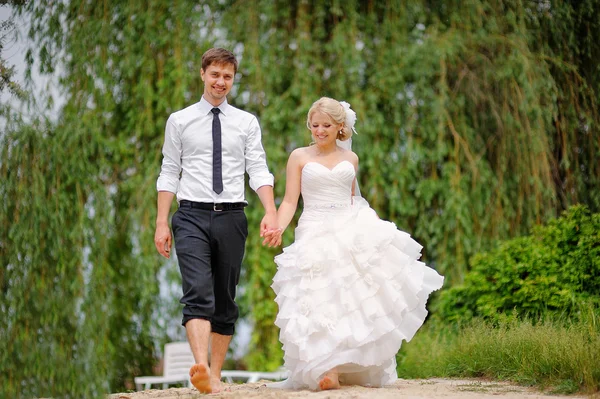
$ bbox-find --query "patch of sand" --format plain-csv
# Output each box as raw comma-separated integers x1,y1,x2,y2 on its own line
111,378,588,399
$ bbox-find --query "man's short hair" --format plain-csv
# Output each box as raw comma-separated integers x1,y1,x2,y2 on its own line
201,48,238,74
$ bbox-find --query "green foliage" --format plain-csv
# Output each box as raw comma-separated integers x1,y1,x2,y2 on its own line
0,6,26,100
0,118,115,397
2,1,218,397
437,205,600,322
397,309,600,394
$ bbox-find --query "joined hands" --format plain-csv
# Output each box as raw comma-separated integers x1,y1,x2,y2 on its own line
261,226,283,247
260,211,283,247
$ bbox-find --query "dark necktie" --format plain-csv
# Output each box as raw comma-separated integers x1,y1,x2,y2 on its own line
211,108,223,194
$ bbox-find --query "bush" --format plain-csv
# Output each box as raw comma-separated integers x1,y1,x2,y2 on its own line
437,205,600,322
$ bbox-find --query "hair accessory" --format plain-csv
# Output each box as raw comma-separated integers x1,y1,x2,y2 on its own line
339,101,357,134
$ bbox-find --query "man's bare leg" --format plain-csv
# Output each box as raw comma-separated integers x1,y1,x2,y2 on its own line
208,332,232,393
186,319,212,393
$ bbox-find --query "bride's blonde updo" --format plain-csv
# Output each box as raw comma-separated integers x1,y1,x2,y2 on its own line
306,97,353,141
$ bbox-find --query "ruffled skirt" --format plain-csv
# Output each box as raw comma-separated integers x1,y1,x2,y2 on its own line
269,197,444,390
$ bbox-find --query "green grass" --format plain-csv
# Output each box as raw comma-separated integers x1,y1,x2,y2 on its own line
397,310,600,395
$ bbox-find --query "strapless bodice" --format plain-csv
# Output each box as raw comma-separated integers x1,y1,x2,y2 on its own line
301,161,355,209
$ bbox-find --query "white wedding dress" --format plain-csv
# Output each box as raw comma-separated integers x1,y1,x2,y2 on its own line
270,160,444,390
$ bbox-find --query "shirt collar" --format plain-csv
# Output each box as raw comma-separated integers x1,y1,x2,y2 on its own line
198,96,230,116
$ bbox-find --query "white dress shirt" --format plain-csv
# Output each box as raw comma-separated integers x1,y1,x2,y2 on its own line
156,97,274,203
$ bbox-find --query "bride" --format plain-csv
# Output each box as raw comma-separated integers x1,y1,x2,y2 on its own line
264,97,444,391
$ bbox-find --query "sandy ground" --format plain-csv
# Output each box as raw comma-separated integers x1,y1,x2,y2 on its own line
110,378,590,399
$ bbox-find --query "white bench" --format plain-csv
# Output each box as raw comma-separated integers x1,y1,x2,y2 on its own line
220,369,289,383
134,342,194,390
134,342,288,390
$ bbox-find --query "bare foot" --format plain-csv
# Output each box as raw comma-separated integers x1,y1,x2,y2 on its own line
190,364,211,393
318,371,340,391
210,375,222,393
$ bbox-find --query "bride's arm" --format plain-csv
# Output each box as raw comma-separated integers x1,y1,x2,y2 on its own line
350,152,359,198
262,149,303,247
277,150,303,233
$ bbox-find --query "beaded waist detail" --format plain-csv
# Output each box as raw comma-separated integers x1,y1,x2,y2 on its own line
304,202,351,209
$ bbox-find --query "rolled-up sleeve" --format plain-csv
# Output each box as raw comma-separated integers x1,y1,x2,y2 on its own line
156,116,181,194
245,116,274,191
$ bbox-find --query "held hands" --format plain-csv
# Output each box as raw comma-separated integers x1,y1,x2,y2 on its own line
260,211,283,247
154,222,172,258
262,227,283,247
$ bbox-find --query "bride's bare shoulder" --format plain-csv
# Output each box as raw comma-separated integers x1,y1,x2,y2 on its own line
341,149,359,166
288,146,313,166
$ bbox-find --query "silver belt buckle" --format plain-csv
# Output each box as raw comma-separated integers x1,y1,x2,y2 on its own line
213,203,223,212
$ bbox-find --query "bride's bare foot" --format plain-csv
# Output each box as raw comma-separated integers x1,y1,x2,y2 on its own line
190,364,211,393
318,370,340,391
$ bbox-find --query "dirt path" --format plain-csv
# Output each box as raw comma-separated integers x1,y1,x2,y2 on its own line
111,378,587,399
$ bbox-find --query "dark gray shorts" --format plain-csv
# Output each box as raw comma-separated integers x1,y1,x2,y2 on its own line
171,202,248,335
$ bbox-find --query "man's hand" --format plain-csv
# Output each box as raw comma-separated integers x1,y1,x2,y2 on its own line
262,227,283,247
260,211,281,247
260,211,277,236
154,222,172,258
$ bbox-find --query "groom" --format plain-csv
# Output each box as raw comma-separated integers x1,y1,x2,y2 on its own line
154,47,278,393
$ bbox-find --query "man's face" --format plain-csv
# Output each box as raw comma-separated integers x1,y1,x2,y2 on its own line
201,63,235,105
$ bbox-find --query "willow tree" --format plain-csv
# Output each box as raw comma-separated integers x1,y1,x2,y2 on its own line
2,2,221,397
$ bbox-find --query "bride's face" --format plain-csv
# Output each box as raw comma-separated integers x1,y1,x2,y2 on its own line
309,111,342,146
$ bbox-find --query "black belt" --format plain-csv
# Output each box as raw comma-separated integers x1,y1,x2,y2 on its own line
179,200,247,212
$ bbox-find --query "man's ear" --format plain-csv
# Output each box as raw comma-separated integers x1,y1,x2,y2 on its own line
200,68,205,82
